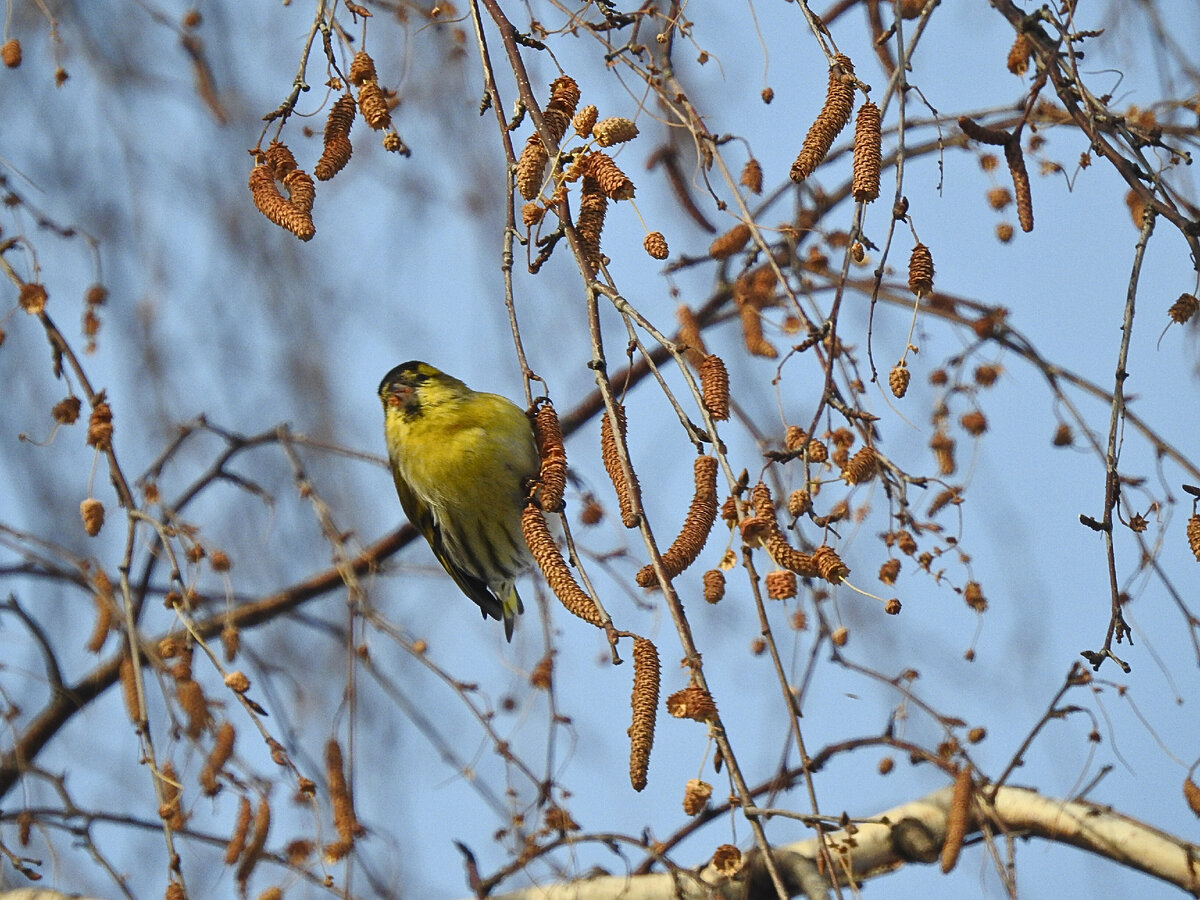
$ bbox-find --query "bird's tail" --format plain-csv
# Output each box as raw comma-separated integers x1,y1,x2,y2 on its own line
501,586,524,642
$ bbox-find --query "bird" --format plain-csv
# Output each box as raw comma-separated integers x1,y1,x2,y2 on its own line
378,360,540,641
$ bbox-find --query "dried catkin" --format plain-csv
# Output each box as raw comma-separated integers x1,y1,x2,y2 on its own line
676,304,708,367
592,116,639,147
879,558,901,585
738,303,777,359
18,282,46,314
575,175,608,276
709,223,751,260
740,158,763,194
585,151,635,200
751,483,820,576
643,231,669,260
600,404,641,528
790,54,856,182
225,795,253,864
521,505,605,626
201,721,236,796
235,796,272,891
889,361,911,398
119,653,142,724
1187,514,1200,561
629,637,660,791
940,765,973,873
315,94,356,181
85,583,115,653
159,762,185,831
851,101,882,202
930,430,956,475
699,355,730,421
1005,138,1034,232
532,400,567,512
249,164,315,241
1007,32,1033,76
326,739,364,848
635,455,719,587
908,243,934,295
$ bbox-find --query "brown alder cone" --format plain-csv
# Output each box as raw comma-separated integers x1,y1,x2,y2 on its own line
699,354,730,420
851,100,882,202
592,116,639,147
879,558,901,585
1185,775,1200,817
531,399,567,512
1187,514,1200,561
573,103,598,136
348,50,376,86
765,569,797,599
813,545,850,584
585,151,635,200
840,445,878,484
1006,138,1034,232
358,81,391,130
87,400,114,451
249,164,315,241
315,94,356,180
908,242,934,295
1,39,21,68
683,779,713,815
940,765,973,872
629,637,660,791
702,568,725,603
515,134,550,200
791,54,856,182
18,282,46,314
81,498,105,536
740,158,763,194
889,361,911,398
575,175,608,276
709,222,751,259
521,505,605,626
643,231,669,260
600,403,641,528
635,455,719,587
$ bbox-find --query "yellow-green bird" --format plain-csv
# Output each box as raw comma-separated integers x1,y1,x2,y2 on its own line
378,361,540,641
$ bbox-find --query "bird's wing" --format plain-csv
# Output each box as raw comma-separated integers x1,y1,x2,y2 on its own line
391,472,504,623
